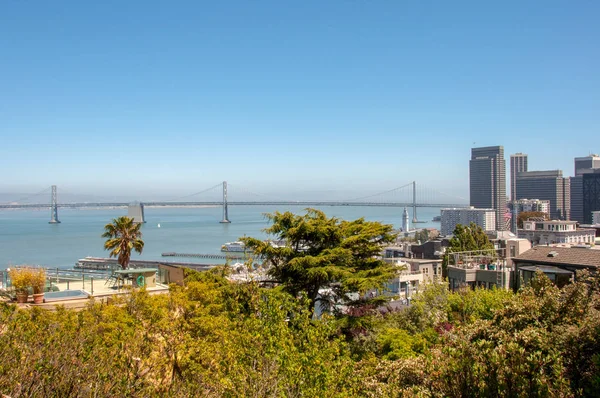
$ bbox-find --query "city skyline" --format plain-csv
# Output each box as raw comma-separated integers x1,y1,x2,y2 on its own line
1,2,599,198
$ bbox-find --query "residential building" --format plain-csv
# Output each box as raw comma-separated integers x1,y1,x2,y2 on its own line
510,198,550,215
518,219,595,246
510,153,528,202
410,239,449,259
515,170,570,220
470,146,506,230
583,169,600,224
384,258,443,299
512,246,600,289
440,207,496,236
446,236,530,291
570,155,600,223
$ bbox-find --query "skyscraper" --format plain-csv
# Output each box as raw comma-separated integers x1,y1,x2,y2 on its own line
575,154,600,176
571,154,600,223
469,146,506,230
510,153,528,202
583,169,600,224
516,170,570,220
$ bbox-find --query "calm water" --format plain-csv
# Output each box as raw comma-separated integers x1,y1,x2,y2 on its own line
0,205,442,269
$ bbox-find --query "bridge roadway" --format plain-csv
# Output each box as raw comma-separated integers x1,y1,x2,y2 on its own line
0,201,465,209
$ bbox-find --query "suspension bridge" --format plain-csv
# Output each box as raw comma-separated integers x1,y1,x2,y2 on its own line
0,182,467,224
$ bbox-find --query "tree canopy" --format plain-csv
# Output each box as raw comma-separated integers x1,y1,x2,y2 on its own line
517,211,549,228
240,209,397,313
102,216,144,269
447,222,494,254
1,266,600,396
443,223,494,273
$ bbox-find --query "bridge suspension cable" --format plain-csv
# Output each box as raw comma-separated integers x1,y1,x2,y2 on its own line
2,186,52,204
345,182,414,202
163,183,223,202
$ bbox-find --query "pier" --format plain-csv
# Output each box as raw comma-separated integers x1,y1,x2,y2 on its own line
161,252,252,261
74,256,216,271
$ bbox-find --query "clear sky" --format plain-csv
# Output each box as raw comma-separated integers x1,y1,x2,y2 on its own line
1,1,598,201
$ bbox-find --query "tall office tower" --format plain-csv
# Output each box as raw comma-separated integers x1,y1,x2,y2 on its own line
510,153,528,202
575,154,600,176
516,170,570,220
470,146,506,230
583,169,600,224
571,154,600,223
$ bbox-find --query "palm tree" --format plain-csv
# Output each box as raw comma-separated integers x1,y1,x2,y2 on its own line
102,216,144,270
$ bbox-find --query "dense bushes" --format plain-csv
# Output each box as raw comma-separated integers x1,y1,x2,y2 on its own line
1,269,599,397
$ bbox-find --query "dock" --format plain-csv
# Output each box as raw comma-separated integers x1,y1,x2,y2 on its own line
161,252,253,260
75,257,216,271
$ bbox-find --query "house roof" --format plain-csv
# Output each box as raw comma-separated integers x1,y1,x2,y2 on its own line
513,246,600,268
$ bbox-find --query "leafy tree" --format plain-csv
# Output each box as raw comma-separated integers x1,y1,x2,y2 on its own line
413,229,429,244
240,209,397,314
443,222,494,275
517,211,549,228
102,216,144,269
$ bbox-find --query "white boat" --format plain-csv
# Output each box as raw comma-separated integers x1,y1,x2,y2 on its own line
221,241,247,252
158,223,161,228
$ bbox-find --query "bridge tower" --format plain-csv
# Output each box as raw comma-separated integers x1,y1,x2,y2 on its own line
412,181,419,224
220,181,231,223
128,201,146,223
49,185,60,224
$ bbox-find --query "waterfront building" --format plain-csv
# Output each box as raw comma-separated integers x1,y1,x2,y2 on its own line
570,154,600,223
469,146,506,230
515,170,570,220
440,207,496,236
510,153,528,202
402,207,410,232
518,219,595,246
510,198,550,215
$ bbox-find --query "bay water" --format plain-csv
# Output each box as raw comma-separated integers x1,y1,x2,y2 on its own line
0,205,442,269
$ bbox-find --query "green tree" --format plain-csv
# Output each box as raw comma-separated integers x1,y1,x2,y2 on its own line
102,216,144,269
240,209,397,314
443,222,494,275
414,229,429,244
517,211,549,228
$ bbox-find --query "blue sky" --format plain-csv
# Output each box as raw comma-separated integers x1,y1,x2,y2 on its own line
1,1,598,201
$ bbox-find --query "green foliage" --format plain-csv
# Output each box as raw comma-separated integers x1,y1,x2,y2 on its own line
7,267,36,292
413,229,429,244
447,286,513,323
241,209,397,313
443,222,495,275
102,216,144,270
517,211,549,228
448,222,494,254
1,265,599,396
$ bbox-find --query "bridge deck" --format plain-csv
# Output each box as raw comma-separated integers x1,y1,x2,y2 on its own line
1,201,466,209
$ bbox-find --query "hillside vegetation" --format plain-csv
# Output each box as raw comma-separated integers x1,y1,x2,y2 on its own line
1,267,599,397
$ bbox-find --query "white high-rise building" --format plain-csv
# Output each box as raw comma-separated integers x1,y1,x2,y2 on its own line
511,199,550,215
441,207,496,236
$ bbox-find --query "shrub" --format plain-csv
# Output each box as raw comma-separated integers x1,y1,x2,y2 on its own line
30,268,46,294
7,267,35,293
